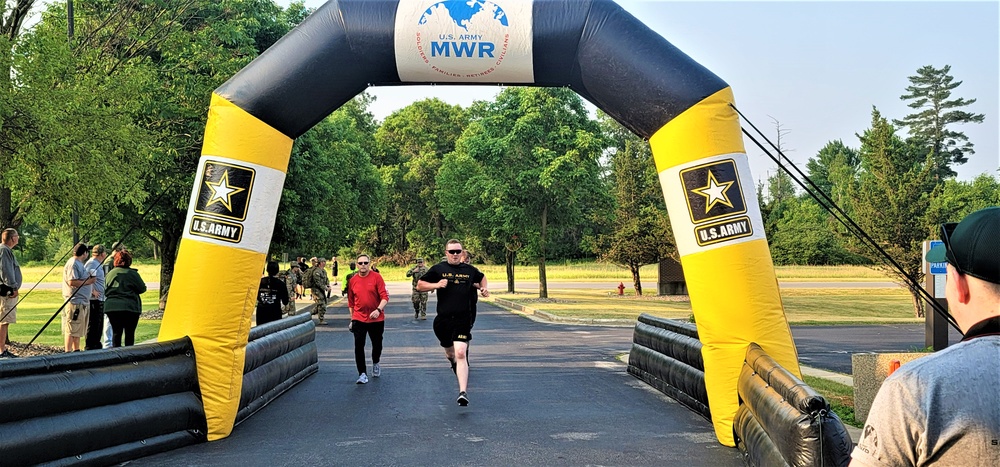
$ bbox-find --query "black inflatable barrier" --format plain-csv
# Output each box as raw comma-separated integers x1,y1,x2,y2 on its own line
236,312,319,425
735,343,853,467
0,338,207,466
627,314,710,419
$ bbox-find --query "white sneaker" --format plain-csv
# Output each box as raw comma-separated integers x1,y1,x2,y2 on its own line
356,373,368,384
372,363,381,378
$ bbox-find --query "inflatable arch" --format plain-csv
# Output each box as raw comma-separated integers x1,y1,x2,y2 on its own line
159,0,800,445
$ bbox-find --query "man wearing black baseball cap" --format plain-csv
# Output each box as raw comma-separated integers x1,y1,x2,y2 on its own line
852,207,1000,466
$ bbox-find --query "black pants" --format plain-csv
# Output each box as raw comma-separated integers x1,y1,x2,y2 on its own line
351,320,384,375
107,311,140,347
85,300,105,350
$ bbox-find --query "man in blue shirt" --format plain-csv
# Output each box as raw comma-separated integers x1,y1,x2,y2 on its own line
84,244,108,350
62,243,96,352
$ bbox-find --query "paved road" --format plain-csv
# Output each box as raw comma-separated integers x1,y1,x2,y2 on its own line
792,324,963,374
133,287,742,466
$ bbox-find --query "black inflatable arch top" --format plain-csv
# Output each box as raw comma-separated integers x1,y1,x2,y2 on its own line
216,0,725,139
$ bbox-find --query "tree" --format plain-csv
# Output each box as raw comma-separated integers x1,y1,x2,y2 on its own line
55,0,298,308
372,98,467,259
806,140,859,197
845,108,936,317
439,87,608,298
769,198,859,265
1,1,164,245
271,98,385,257
926,173,1000,229
591,115,673,295
759,119,796,241
894,65,985,180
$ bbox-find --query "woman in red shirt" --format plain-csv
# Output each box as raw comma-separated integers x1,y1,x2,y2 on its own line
346,254,389,384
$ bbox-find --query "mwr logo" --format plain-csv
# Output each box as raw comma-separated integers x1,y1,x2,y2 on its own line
194,161,254,222
694,216,753,246
679,159,746,224
414,0,510,78
190,215,243,243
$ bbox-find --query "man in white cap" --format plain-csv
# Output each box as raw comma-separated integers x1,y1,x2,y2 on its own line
852,207,1000,466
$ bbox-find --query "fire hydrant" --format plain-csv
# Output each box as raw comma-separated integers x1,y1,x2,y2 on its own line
617,282,625,296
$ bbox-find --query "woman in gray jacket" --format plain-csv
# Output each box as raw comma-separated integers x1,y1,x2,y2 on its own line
104,250,147,346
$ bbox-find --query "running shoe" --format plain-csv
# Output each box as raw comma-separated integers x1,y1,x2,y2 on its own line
0,350,17,358
372,363,381,378
356,373,369,384
457,391,469,406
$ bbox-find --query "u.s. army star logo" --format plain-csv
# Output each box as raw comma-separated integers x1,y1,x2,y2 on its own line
680,159,746,224
194,161,254,221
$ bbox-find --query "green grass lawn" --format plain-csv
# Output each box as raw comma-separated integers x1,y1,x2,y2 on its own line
367,262,893,283
491,286,918,325
17,261,161,288
6,289,161,347
803,375,860,428
8,261,908,347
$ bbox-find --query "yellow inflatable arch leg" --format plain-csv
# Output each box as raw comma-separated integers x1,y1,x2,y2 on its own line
159,94,293,441
649,87,801,447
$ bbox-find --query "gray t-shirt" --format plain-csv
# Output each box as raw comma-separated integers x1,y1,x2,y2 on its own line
0,243,21,290
851,335,1000,466
84,257,106,301
63,257,92,305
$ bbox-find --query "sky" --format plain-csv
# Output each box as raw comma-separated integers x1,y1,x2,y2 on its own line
258,1,996,184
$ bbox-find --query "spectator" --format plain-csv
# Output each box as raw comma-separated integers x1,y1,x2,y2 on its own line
104,250,147,347
331,255,339,286
256,261,289,326
310,258,330,325
346,254,389,384
84,244,108,350
62,243,96,352
295,256,308,298
852,207,1000,466
277,262,300,316
102,243,127,348
0,228,22,358
342,261,356,296
406,258,429,320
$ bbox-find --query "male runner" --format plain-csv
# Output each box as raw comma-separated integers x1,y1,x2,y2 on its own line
417,239,488,406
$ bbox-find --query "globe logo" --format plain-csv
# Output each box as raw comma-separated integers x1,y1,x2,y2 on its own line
413,0,512,79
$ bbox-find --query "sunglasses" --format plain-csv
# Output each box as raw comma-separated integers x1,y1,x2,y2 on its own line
358,261,370,265
447,249,463,255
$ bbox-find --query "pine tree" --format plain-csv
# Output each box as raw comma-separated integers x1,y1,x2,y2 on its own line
894,65,985,180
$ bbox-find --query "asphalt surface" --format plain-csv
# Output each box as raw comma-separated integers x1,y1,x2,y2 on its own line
132,286,743,466
792,323,963,374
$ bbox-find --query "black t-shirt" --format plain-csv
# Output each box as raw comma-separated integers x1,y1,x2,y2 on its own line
421,262,484,318
256,276,289,325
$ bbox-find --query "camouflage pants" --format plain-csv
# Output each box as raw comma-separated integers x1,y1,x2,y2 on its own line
283,298,297,316
312,288,328,319
411,291,428,317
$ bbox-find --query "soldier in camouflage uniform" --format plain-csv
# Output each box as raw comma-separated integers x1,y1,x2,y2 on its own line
311,258,331,324
406,258,429,320
277,262,300,316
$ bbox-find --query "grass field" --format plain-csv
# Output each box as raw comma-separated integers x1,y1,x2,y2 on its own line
5,289,161,347
491,286,917,325
7,261,909,347
802,375,859,428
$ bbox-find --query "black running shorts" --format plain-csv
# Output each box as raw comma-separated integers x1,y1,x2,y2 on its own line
433,314,472,347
